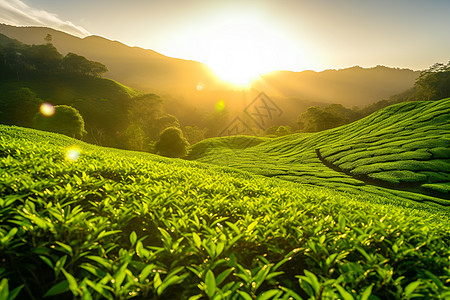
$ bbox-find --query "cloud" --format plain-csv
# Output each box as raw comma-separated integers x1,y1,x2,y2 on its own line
0,0,89,37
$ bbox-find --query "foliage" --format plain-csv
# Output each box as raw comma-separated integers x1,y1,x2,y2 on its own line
0,87,42,127
122,94,182,151
0,33,175,152
33,105,87,139
189,98,450,209
0,33,150,149
275,125,292,136
414,61,450,101
297,104,359,132
61,52,108,77
358,61,450,116
183,125,207,145
0,125,449,299
155,127,189,158
0,35,107,78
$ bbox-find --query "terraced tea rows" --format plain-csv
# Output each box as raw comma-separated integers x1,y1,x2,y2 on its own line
188,98,450,209
1,125,449,299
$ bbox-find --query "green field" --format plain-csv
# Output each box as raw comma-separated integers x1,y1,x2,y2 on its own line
1,100,450,299
188,98,450,211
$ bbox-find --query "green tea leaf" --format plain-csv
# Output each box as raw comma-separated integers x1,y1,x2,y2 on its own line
62,268,79,296
360,284,373,300
192,232,202,249
404,281,421,298
55,242,73,256
304,270,320,295
257,289,281,300
43,280,70,297
205,270,216,298
0,278,9,300
236,290,253,300
334,284,354,300
129,231,137,246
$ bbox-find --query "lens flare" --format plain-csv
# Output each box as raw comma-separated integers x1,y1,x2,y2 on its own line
215,100,225,112
196,82,205,91
39,102,55,117
65,146,81,162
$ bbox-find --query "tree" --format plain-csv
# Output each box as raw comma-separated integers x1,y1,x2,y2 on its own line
414,61,450,101
61,53,108,77
44,34,53,44
183,125,206,144
275,125,292,136
0,87,42,127
25,44,63,72
122,123,146,151
155,127,189,158
34,105,86,139
297,106,347,132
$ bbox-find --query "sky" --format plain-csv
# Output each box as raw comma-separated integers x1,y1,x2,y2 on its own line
1,0,450,81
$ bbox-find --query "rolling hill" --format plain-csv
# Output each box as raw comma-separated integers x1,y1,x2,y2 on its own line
0,122,449,299
0,33,181,150
0,71,143,146
188,98,450,209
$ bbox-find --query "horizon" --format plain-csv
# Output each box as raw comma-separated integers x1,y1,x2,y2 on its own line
0,22,426,75
1,0,449,84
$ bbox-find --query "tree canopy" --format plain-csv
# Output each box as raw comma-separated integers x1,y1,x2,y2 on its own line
34,105,86,139
297,104,358,132
0,35,107,79
155,127,189,158
414,61,450,101
62,53,108,77
0,87,42,128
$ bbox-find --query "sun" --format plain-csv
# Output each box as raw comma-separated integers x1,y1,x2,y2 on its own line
201,18,287,87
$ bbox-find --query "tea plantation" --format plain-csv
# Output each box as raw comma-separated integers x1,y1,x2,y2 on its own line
188,98,450,211
1,98,450,299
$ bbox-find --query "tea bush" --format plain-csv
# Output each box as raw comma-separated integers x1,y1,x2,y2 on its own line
1,125,449,299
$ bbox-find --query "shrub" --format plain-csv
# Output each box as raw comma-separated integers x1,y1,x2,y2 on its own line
155,126,189,158
33,105,86,139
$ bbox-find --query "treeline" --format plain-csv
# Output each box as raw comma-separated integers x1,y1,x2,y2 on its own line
0,34,107,79
0,34,192,157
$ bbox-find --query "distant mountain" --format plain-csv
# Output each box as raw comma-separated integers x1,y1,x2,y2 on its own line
0,24,420,126
0,24,218,96
255,66,420,107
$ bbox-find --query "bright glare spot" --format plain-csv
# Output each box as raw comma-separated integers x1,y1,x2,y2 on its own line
200,15,302,87
215,100,225,112
40,102,55,117
196,82,205,91
66,146,81,162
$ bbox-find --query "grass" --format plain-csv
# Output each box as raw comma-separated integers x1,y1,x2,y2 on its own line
1,124,449,299
188,98,450,208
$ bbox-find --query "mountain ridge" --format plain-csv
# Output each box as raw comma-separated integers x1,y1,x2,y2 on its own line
0,23,421,131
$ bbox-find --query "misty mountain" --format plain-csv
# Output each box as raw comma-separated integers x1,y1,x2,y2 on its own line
0,24,420,126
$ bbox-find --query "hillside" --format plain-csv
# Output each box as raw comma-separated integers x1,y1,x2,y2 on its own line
1,124,449,299
0,72,142,145
0,33,183,151
0,24,219,96
188,98,450,208
0,24,420,124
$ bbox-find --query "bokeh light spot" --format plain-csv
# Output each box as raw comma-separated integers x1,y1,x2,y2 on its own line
66,146,81,162
196,82,204,91
40,102,55,117
215,100,225,112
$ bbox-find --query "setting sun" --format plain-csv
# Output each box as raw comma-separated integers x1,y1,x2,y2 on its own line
199,15,301,87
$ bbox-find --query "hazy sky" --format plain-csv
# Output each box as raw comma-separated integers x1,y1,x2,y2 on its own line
1,0,449,74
